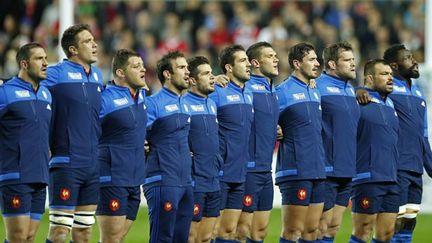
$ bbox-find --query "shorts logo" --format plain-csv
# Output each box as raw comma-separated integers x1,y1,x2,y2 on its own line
297,189,307,201
193,203,200,216
163,201,173,212
109,199,120,212
11,196,21,209
60,188,71,201
360,197,370,209
243,195,253,207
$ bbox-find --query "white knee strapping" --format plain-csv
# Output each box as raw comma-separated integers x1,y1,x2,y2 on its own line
405,203,421,211
398,213,418,219
49,210,74,229
73,211,96,228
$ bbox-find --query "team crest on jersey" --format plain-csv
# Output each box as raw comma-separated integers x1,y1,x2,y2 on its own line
164,104,179,112
68,72,82,80
227,95,240,102
393,85,407,93
42,90,48,99
243,195,253,207
109,199,120,212
191,104,204,112
11,196,21,209
360,197,370,209
251,84,266,91
15,90,30,98
60,188,71,201
193,203,200,216
163,201,173,212
297,189,307,201
93,72,98,81
113,97,129,107
293,93,306,100
326,87,340,93
416,90,422,97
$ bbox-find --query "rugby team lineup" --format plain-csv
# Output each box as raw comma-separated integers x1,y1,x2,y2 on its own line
1,1,432,243
1,22,431,243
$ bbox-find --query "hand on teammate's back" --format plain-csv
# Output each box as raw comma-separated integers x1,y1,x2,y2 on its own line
215,74,229,88
356,88,372,104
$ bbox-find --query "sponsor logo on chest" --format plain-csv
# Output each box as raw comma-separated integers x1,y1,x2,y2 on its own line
190,104,205,112
292,92,306,100
226,94,240,102
113,97,129,106
326,86,340,93
251,84,266,91
393,85,407,93
68,72,82,80
15,90,30,98
165,104,179,112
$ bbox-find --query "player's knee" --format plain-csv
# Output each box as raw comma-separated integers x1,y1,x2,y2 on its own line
49,210,74,241
200,232,214,243
8,230,28,242
73,211,96,229
282,225,303,241
236,222,250,239
48,227,70,243
251,228,268,241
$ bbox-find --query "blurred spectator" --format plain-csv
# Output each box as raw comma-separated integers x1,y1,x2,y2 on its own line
0,0,426,86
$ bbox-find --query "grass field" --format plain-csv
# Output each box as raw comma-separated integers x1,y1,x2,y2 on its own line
1,208,431,242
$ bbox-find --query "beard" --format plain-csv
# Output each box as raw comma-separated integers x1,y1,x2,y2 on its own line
402,64,420,79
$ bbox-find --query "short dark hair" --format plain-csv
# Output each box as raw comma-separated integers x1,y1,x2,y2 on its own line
246,42,273,62
156,51,184,84
288,42,315,69
364,59,390,76
383,44,406,64
16,42,44,67
61,24,92,58
112,49,140,77
188,56,210,80
322,41,353,69
219,44,245,74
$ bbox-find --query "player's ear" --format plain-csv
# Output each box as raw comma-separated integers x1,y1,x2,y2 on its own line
189,77,197,86
163,70,171,80
251,59,260,68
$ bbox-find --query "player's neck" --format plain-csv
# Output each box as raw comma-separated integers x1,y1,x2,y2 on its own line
68,57,91,74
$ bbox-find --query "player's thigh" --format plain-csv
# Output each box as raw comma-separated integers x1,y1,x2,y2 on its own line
375,212,397,236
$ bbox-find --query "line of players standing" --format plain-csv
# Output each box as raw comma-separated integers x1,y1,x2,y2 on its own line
1,23,431,243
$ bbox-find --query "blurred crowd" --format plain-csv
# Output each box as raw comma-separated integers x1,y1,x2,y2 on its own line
0,0,426,90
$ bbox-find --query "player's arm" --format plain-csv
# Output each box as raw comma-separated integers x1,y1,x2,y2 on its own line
423,109,432,178
41,65,60,87
214,74,229,88
0,87,8,117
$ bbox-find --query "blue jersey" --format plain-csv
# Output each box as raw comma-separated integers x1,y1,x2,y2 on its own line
317,73,360,178
0,77,52,185
245,75,279,172
98,84,147,187
144,87,192,187
42,60,103,168
389,77,432,175
208,81,254,183
275,76,326,183
353,90,399,184
183,91,221,192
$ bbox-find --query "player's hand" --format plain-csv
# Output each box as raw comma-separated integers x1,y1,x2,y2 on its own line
144,140,150,154
356,88,372,104
309,79,317,89
277,125,283,141
215,74,229,88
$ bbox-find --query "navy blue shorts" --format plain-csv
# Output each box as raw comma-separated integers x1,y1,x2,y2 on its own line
323,177,352,211
243,172,274,212
192,191,220,222
0,183,46,220
49,166,99,210
96,186,141,220
352,182,399,214
397,170,423,207
279,179,325,206
219,181,245,210
144,185,193,243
